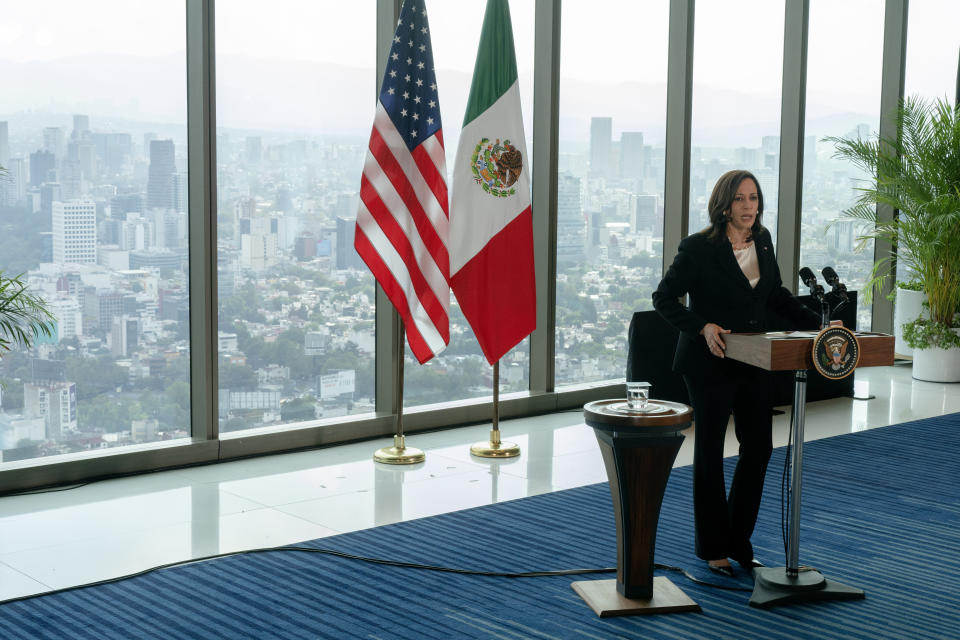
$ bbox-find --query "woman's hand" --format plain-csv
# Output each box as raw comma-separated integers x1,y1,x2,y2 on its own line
700,323,731,358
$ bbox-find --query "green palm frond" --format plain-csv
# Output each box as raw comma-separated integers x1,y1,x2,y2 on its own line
0,272,56,353
823,95,960,326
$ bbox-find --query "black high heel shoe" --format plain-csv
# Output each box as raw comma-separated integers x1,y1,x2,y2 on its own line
707,561,735,577
736,557,765,570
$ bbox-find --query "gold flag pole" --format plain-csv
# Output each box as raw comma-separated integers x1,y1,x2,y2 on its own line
470,360,520,458
374,320,424,464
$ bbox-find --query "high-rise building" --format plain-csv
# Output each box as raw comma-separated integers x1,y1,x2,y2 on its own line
82,287,125,334
60,145,84,200
735,147,761,168
335,216,364,270
557,173,585,265
336,193,358,219
48,295,83,341
240,232,278,272
150,208,185,249
29,150,56,187
92,132,132,175
246,136,262,164
52,200,97,265
294,232,317,261
110,315,139,357
147,139,176,210
43,127,65,157
631,194,658,233
174,171,189,213
590,117,613,178
829,218,857,252
0,121,9,167
71,114,90,141
1,157,27,206
619,132,645,179
756,170,778,213
761,135,779,155
40,183,62,217
119,212,154,251
24,381,77,439
111,193,143,217
76,141,97,180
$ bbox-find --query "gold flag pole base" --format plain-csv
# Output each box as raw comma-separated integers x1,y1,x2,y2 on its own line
374,435,425,465
470,429,520,458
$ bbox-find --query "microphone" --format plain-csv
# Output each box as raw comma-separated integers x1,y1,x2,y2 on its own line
799,267,825,300
821,266,849,303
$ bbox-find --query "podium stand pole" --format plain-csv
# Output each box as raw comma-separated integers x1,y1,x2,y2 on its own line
749,370,865,608
787,370,807,574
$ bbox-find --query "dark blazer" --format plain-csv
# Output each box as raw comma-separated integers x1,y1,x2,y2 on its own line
652,228,820,377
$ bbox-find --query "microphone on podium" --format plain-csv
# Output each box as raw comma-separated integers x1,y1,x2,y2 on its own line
799,267,825,301
821,266,849,303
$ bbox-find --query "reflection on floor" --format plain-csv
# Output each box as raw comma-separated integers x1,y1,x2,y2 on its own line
1,363,957,602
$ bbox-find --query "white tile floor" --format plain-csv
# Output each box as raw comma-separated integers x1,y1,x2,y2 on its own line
1,363,958,603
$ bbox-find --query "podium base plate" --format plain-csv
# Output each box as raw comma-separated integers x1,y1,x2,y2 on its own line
572,577,701,617
749,567,865,609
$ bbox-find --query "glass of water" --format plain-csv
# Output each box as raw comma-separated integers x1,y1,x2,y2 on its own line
626,381,651,410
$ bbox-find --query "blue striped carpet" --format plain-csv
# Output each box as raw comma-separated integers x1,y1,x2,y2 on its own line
2,413,959,639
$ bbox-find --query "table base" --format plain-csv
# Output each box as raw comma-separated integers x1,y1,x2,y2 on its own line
572,577,701,617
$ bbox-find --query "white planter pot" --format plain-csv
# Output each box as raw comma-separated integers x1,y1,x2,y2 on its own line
894,288,926,357
911,329,960,383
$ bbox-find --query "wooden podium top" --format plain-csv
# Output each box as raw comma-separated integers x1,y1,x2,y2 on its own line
724,331,895,372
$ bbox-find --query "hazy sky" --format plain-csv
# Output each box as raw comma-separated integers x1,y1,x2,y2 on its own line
1,1,957,133
1,1,954,85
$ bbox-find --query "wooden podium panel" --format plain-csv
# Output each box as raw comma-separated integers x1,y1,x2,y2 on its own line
724,332,895,372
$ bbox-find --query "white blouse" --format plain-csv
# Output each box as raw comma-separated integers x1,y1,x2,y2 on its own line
733,243,760,288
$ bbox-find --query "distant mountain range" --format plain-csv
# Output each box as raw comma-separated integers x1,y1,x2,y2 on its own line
1,53,879,148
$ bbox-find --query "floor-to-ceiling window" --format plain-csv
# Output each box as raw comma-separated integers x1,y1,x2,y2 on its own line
905,1,960,101
801,0,884,331
1,1,919,490
0,2,191,464
896,0,960,290
402,1,535,405
689,0,785,246
214,1,377,431
554,1,669,388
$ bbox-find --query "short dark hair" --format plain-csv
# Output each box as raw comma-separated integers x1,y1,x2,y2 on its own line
703,169,765,242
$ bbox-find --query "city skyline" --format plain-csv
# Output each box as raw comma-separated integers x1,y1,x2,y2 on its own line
1,101,881,464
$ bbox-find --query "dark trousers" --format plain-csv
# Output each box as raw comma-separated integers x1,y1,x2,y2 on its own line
683,370,773,563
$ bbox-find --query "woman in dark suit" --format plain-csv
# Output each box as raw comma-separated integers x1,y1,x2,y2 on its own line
652,169,820,576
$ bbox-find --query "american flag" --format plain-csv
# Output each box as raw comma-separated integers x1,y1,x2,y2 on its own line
355,0,449,364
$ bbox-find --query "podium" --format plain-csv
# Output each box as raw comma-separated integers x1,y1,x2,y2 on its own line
724,331,894,608
574,399,701,617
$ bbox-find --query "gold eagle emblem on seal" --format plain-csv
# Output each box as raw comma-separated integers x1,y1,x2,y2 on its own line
812,325,860,380
471,137,523,197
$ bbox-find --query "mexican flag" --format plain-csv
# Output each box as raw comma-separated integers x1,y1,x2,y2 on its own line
449,0,536,365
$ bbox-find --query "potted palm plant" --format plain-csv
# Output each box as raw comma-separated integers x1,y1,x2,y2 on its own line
0,165,57,354
825,95,960,382
0,271,56,356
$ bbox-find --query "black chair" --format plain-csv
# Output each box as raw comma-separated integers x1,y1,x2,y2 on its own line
626,310,689,405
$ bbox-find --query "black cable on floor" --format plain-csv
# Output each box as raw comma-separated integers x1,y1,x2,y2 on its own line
3,482,91,497
0,544,754,606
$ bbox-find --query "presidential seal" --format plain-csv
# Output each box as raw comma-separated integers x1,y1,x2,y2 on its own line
812,325,860,380
470,137,523,197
